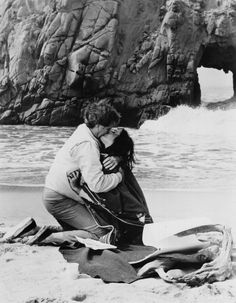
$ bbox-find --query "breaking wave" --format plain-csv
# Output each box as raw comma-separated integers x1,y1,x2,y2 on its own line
140,105,236,137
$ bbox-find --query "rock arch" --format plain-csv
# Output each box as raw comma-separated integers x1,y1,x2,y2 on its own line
0,0,236,126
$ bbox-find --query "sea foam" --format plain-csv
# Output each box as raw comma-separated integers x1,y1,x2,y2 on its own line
140,105,236,138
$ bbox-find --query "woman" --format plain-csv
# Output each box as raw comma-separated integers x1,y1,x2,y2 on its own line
80,128,153,244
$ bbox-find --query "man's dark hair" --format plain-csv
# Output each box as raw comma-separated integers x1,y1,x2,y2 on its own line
104,129,136,170
84,101,121,128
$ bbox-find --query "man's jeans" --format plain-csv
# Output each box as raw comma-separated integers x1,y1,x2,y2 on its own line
43,187,113,239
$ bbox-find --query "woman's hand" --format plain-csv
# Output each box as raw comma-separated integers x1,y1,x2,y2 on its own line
102,155,121,171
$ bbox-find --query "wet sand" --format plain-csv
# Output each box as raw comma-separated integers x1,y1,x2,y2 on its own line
0,185,236,303
1,185,236,233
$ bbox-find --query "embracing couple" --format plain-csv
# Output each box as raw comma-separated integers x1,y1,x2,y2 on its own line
43,101,153,245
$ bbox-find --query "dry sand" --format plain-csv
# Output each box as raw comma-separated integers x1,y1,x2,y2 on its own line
1,185,236,303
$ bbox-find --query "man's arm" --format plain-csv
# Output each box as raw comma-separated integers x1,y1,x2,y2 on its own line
70,141,122,193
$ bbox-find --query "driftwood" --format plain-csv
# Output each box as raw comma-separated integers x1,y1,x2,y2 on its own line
138,225,233,286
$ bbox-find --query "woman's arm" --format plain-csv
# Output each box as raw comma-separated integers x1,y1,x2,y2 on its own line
101,154,122,173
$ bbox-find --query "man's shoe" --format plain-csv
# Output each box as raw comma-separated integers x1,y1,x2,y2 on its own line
26,226,52,245
3,217,37,241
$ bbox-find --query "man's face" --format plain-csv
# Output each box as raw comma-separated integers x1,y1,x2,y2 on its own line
100,127,123,148
96,124,113,138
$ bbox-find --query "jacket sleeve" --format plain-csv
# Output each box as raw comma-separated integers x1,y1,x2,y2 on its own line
70,141,122,193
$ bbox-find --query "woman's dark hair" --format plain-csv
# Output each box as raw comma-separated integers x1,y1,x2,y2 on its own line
104,129,135,170
84,101,121,128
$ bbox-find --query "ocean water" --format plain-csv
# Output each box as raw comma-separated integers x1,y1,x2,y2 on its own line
0,87,236,191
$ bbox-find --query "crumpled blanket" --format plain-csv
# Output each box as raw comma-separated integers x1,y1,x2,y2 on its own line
59,224,233,286
59,244,156,283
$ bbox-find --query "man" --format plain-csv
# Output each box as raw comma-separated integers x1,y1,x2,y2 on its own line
42,101,122,242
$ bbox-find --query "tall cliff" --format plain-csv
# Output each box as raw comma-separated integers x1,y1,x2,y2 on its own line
0,0,236,127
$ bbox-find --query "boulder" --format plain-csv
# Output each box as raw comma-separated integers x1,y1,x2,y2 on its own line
0,0,236,126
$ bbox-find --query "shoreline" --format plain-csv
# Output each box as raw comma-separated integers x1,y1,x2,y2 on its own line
1,185,236,234
1,182,236,192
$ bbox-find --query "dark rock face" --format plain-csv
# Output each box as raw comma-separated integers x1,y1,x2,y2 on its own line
0,0,236,127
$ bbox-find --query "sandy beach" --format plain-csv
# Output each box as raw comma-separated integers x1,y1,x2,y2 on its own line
1,185,236,303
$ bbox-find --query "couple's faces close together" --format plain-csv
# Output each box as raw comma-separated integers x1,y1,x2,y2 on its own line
100,126,123,148
92,124,122,147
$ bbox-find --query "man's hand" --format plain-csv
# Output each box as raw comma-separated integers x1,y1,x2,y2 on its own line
102,155,121,171
67,170,82,195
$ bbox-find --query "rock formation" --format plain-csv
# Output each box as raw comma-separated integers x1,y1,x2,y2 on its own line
0,0,236,127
